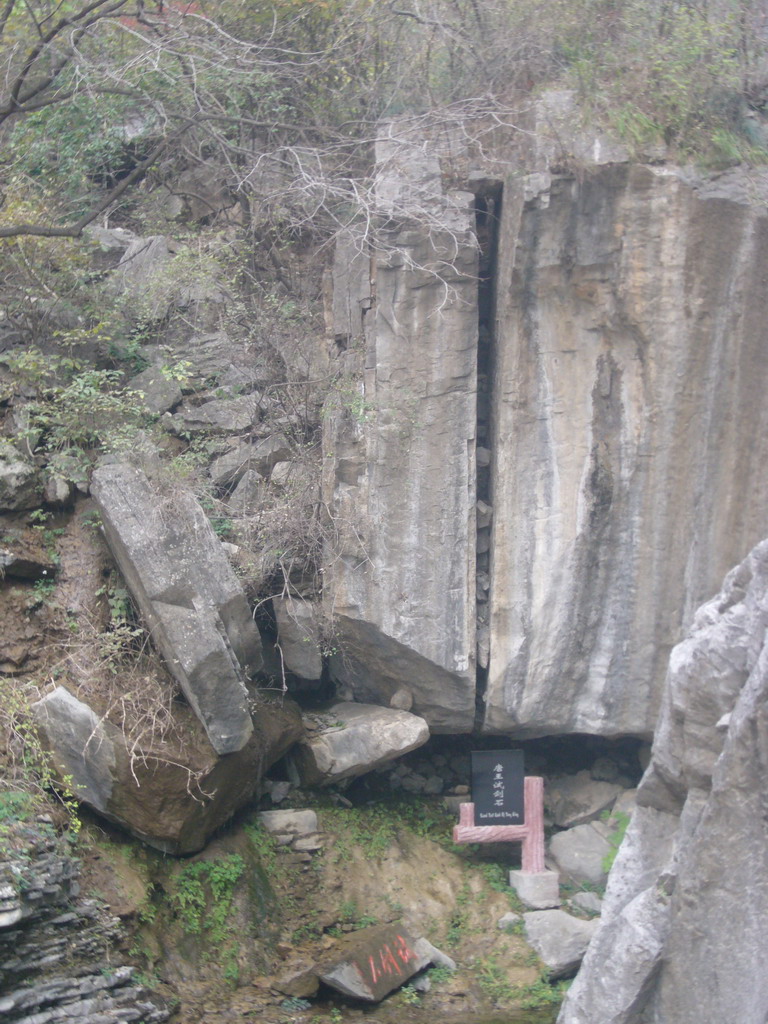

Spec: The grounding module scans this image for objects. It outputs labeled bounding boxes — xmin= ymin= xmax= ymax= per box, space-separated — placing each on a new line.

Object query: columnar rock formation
xmin=324 ymin=131 xmax=480 ymax=732
xmin=558 ymin=538 xmax=768 ymax=1024
xmin=325 ymin=94 xmax=768 ymax=739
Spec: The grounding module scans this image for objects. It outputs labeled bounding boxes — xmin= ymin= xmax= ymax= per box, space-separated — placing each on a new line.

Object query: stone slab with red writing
xmin=318 ymin=924 xmax=428 ymax=1001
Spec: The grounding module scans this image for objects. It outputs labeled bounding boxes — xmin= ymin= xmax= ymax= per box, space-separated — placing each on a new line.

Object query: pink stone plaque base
xmin=452 ymin=776 xmax=545 ymax=873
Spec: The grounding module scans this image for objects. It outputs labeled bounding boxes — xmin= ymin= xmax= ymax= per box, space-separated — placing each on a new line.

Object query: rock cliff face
xmin=486 ymin=160 xmax=768 ymax=737
xmin=324 ymin=132 xmax=479 ymax=732
xmin=558 ymin=538 xmax=768 ymax=1024
xmin=326 ymin=96 xmax=768 ymax=738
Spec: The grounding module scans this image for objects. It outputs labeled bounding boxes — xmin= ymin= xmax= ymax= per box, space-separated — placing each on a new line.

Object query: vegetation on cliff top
xmin=0 ymin=0 xmax=766 ymax=243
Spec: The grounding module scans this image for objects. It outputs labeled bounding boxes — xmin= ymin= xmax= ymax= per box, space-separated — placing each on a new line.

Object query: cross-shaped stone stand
xmin=452 ymin=776 xmax=560 ymax=909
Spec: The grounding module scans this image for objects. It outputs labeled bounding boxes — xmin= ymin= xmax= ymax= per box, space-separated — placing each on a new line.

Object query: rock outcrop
xmin=326 ymin=94 xmax=768 ymax=739
xmin=322 ymin=131 xmax=479 ymax=733
xmin=558 ymin=538 xmax=768 ymax=1024
xmin=485 ymin=153 xmax=768 ymax=737
xmin=91 ymin=461 xmax=262 ymax=754
xmin=0 ymin=442 xmax=42 ymax=511
xmin=0 ymin=817 xmax=169 ymax=1023
xmin=33 ymin=686 xmax=303 ymax=854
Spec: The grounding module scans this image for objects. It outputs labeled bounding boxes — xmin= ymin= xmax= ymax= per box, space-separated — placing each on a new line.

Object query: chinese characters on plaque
xmin=471 ymin=750 xmax=524 ymax=825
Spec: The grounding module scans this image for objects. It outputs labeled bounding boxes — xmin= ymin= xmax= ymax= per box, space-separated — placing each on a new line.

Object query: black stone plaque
xmin=471 ymin=750 xmax=524 ymax=825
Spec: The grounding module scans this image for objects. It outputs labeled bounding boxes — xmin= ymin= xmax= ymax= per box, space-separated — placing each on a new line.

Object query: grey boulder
xmin=91 ymin=461 xmax=262 ymax=754
xmin=0 ymin=442 xmax=42 ymax=510
xmin=273 ymin=596 xmax=323 ymax=681
xmin=549 ymin=821 xmax=613 ymax=888
xmin=32 ymin=686 xmax=303 ymax=854
xmin=523 ymin=909 xmax=600 ymax=980
xmin=294 ymin=703 xmax=430 ymax=786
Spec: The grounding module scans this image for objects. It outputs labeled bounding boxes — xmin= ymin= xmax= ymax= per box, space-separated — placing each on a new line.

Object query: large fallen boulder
xmin=32 ymin=686 xmax=302 ymax=854
xmin=91 ymin=461 xmax=262 ymax=754
xmin=293 ymin=703 xmax=430 ymax=786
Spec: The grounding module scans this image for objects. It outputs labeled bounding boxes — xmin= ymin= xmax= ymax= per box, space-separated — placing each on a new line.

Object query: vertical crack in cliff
xmin=473 ymin=184 xmax=501 ymax=730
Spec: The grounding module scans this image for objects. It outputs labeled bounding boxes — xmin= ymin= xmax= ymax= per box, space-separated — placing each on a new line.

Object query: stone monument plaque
xmin=471 ymin=750 xmax=524 ymax=825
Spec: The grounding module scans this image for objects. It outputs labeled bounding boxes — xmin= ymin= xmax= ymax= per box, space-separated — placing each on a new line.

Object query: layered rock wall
xmin=0 ymin=820 xmax=168 ymax=1023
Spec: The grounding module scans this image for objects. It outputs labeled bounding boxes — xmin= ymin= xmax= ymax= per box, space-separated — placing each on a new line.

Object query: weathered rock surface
xmin=257 ymin=809 xmax=318 ymax=838
xmin=546 ymin=771 xmax=624 ymax=828
xmin=559 ymin=539 xmax=768 ymax=1024
xmin=170 ymin=394 xmax=261 ymax=436
xmin=322 ymin=133 xmax=479 ymax=733
xmin=128 ymin=365 xmax=182 ymax=416
xmin=0 ymin=541 xmax=57 ymax=581
xmin=524 ymin=909 xmax=600 ymax=980
xmin=0 ymin=818 xmax=169 ymax=1023
xmin=485 ymin=152 xmax=768 ymax=737
xmin=570 ymin=891 xmax=603 ymax=915
xmin=91 ymin=461 xmax=262 ymax=753
xmin=33 ymin=686 xmax=303 ymax=854
xmin=209 ymin=436 xmax=292 ymax=487
xmin=548 ymin=822 xmax=613 ymax=888
xmin=294 ymin=702 xmax=430 ymax=786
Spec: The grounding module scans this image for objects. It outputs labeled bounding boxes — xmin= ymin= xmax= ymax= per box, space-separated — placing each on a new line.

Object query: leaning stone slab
xmin=273 ymin=596 xmax=322 ymax=681
xmin=523 ymin=909 xmax=600 ymax=980
xmin=293 ymin=703 xmax=430 ymax=786
xmin=33 ymin=686 xmax=302 ymax=854
xmin=91 ymin=461 xmax=262 ymax=754
xmin=319 ymin=924 xmax=427 ymax=1001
